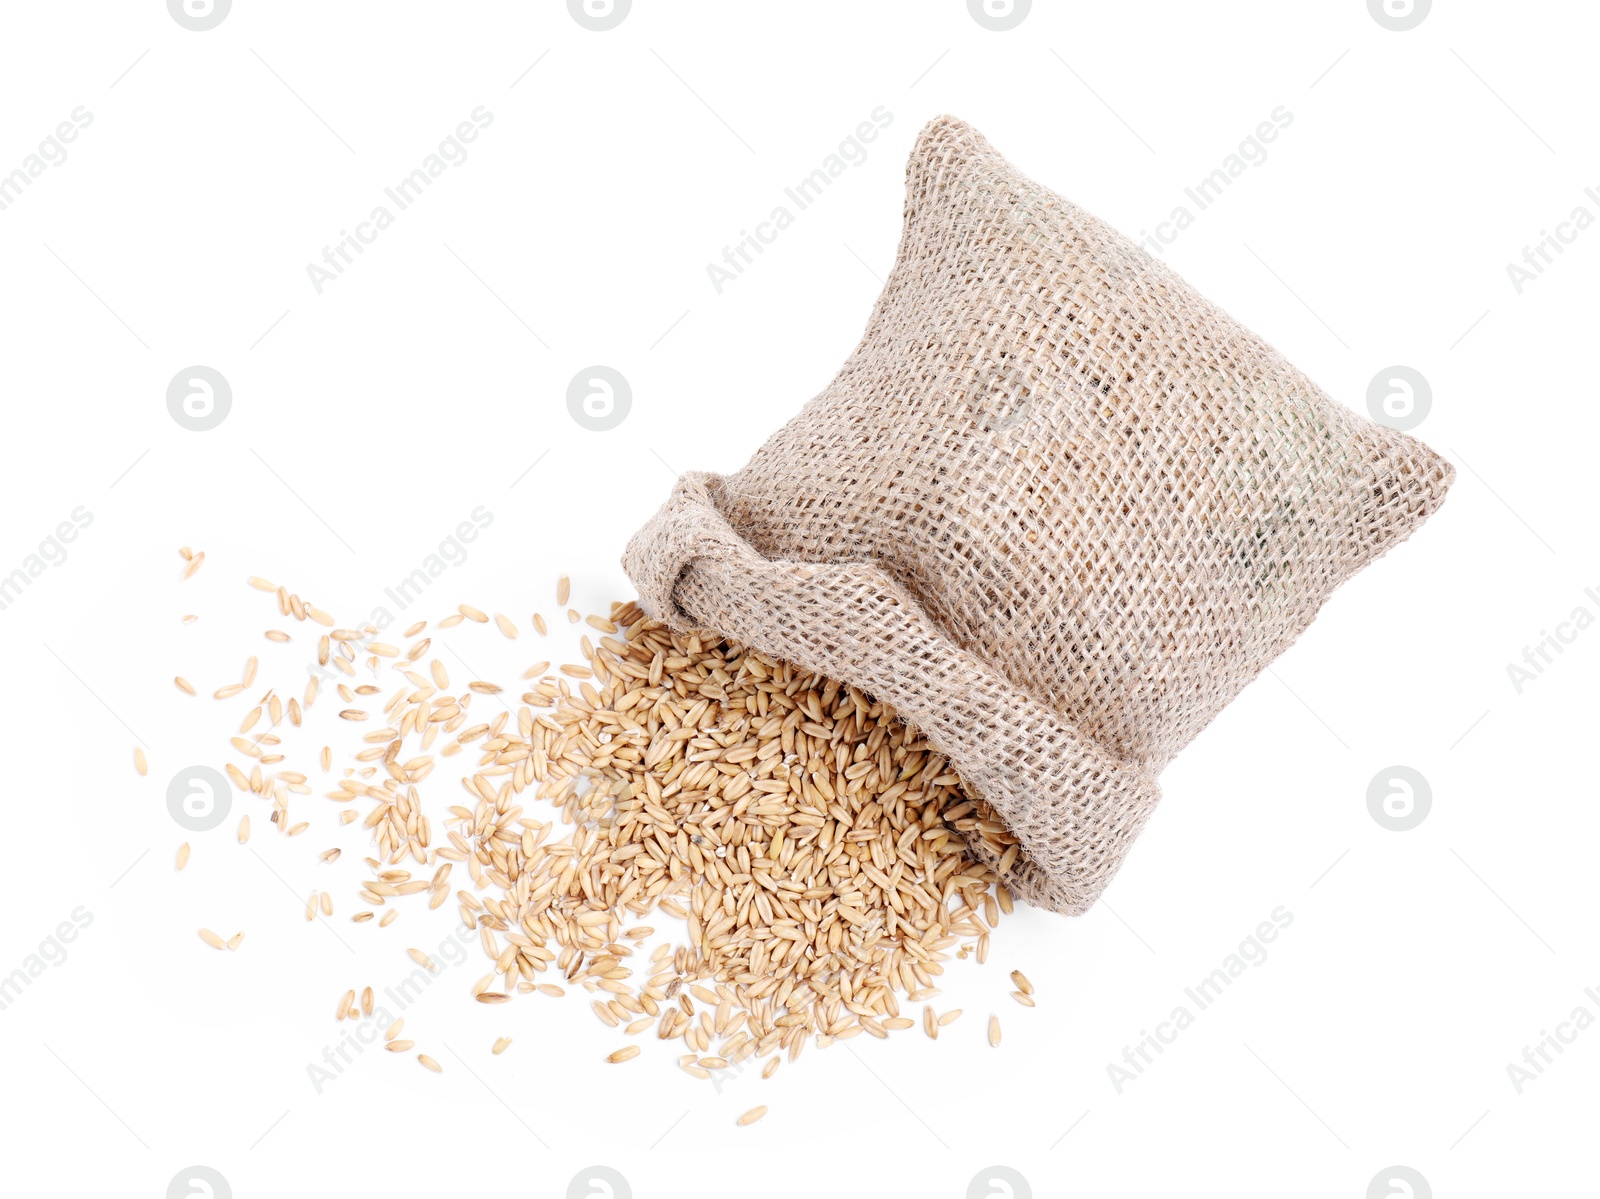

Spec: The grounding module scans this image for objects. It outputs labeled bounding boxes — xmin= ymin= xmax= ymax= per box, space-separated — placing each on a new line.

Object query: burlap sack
xmin=624 ymin=115 xmax=1452 ymax=915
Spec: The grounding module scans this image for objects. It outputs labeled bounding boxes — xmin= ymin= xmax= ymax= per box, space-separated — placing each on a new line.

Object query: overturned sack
xmin=625 ymin=115 xmax=1452 ymax=915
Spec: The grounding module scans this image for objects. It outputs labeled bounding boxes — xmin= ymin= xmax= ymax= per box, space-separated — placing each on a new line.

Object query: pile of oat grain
xmin=168 ymin=566 xmax=1034 ymax=1100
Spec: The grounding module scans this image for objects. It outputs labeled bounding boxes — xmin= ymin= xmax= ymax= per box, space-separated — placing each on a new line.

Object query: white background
xmin=1 ymin=1 xmax=1593 ymax=1196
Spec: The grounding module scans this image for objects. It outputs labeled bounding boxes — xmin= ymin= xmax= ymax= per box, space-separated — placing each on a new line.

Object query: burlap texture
xmin=624 ymin=115 xmax=1453 ymax=915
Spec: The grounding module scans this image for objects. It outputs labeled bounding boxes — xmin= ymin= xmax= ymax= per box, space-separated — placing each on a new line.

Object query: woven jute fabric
xmin=624 ymin=115 xmax=1453 ymax=915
